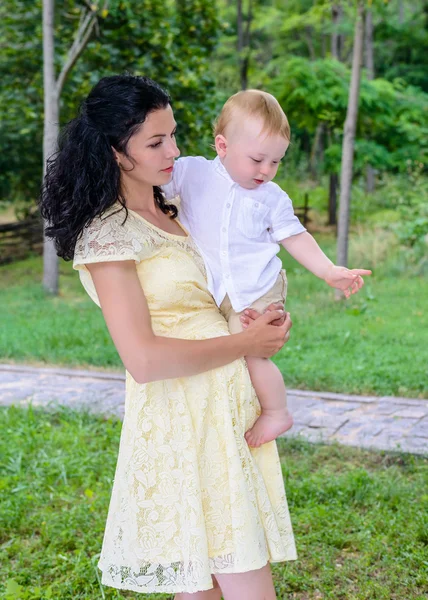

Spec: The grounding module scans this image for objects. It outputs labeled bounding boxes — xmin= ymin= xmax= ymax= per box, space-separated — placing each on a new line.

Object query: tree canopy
xmin=1 ymin=0 xmax=427 ymax=207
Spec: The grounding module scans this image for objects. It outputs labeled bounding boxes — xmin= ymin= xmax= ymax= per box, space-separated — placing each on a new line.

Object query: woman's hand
xmin=242 ymin=310 xmax=292 ymax=358
xmin=240 ymin=302 xmax=286 ymax=328
xmin=87 ymin=261 xmax=289 ymax=382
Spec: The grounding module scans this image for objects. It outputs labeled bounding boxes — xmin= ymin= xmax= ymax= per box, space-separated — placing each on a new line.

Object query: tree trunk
xmin=328 ymin=173 xmax=338 ymax=226
xmin=237 ymin=0 xmax=243 ymax=56
xmin=237 ymin=0 xmax=252 ymax=89
xmin=310 ymin=123 xmax=323 ymax=180
xmin=337 ymin=3 xmax=364 ymax=273
xmin=305 ymin=27 xmax=316 ymax=60
xmin=42 ymin=0 xmax=59 ymax=295
xmin=41 ymin=2 xmax=101 ymax=294
xmin=365 ymin=8 xmax=375 ymax=193
xmin=364 ymin=9 xmax=374 ymax=79
xmin=365 ymin=165 xmax=375 ymax=193
xmin=237 ymin=0 xmax=245 ymax=89
xmin=398 ymin=0 xmax=404 ymax=25
xmin=321 ymin=33 xmax=327 ymax=58
xmin=331 ymin=3 xmax=343 ymax=60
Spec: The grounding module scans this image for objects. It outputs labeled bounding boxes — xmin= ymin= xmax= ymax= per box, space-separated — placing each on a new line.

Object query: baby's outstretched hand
xmin=324 ymin=265 xmax=372 ymax=299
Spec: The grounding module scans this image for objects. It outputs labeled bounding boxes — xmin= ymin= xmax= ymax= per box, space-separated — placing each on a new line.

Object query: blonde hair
xmin=213 ymin=89 xmax=290 ymax=142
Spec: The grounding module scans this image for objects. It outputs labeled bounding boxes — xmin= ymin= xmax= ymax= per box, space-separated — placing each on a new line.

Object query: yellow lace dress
xmin=73 ymin=203 xmax=296 ymax=594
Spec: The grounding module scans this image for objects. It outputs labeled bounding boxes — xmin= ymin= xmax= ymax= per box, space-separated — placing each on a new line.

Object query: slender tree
xmin=331 ymin=3 xmax=343 ymax=60
xmin=336 ymin=2 xmax=364 ymax=275
xmin=310 ymin=123 xmax=324 ymax=180
xmin=237 ymin=0 xmax=252 ymax=90
xmin=328 ymin=172 xmax=338 ymax=226
xmin=365 ymin=7 xmax=376 ymax=192
xmin=328 ymin=2 xmax=343 ymax=224
xmin=42 ymin=0 xmax=106 ymax=294
xmin=398 ymin=0 xmax=404 ymax=24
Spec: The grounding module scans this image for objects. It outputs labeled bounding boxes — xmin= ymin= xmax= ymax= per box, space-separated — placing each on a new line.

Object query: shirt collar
xmin=213 ymin=156 xmax=235 ymax=185
xmin=212 ymin=156 xmax=264 ymax=196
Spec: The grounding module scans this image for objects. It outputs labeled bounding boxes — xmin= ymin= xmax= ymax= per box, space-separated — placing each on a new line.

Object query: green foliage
xmin=211 ymin=0 xmax=428 ymax=194
xmin=358 ymin=79 xmax=428 ymax=172
xmin=271 ymin=57 xmax=349 ymax=134
xmin=1 ymin=406 xmax=427 ymax=598
xmin=349 ymin=162 xmax=428 ymax=260
xmin=270 ymin=57 xmax=428 ymax=177
xmin=77 ymin=0 xmax=220 ymax=153
xmin=375 ymin=0 xmax=428 ymax=92
xmin=390 ymin=163 xmax=428 ymax=270
xmin=2 ymin=0 xmax=428 ymax=208
xmin=0 ymin=1 xmax=43 ymax=202
xmin=1 ymin=0 xmax=428 ymax=224
xmin=0 ymin=0 xmax=219 ymax=206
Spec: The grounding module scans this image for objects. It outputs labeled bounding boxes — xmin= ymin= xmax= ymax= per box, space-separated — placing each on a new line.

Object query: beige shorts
xmin=219 ymin=269 xmax=288 ymax=334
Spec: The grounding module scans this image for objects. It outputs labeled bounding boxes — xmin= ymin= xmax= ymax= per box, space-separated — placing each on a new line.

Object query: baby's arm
xmin=268 ymin=186 xmax=371 ymax=298
xmin=162 ymin=156 xmax=209 ymax=202
xmin=281 ymin=232 xmax=371 ymax=298
xmin=281 ymin=231 xmax=332 ymax=278
xmin=162 ymin=156 xmax=188 ymax=201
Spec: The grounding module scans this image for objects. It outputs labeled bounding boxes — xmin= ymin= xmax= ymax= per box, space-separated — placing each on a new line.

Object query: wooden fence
xmin=295 ymin=193 xmax=311 ymax=227
xmin=0 ymin=214 xmax=43 ymax=265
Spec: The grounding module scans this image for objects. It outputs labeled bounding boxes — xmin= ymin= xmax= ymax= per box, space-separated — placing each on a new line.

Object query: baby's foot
xmin=245 ymin=408 xmax=293 ymax=448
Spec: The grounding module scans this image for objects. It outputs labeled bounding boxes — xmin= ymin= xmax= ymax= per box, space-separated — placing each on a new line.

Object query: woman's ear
xmin=111 ymin=146 xmax=120 ymax=163
xmin=111 ymin=146 xmax=124 ymax=169
xmin=215 ymin=134 xmax=228 ymax=158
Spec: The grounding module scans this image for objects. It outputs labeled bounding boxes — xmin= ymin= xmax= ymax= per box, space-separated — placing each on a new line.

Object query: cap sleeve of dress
xmin=73 ymin=206 xmax=151 ymax=306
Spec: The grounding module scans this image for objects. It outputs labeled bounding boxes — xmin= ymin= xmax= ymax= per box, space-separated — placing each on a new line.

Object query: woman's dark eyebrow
xmin=148 ymin=123 xmax=177 ymax=140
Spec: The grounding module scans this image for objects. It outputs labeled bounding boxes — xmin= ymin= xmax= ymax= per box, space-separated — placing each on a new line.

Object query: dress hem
xmin=99 ymin=552 xmax=298 ymax=594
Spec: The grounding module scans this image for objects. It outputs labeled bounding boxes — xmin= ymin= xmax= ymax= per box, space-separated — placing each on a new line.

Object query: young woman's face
xmin=116 ymin=104 xmax=180 ymax=188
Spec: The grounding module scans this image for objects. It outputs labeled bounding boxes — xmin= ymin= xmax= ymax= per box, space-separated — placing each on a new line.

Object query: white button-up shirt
xmin=162 ymin=156 xmax=306 ymax=312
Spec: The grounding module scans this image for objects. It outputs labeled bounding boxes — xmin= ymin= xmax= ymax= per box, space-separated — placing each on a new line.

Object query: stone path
xmin=0 ymin=364 xmax=427 ymax=455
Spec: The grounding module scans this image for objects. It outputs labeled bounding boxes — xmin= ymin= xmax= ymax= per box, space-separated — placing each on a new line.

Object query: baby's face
xmin=216 ymin=116 xmax=289 ymax=190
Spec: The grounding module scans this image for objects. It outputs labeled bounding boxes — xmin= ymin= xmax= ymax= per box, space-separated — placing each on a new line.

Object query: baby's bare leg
xmin=244 ymin=356 xmax=293 ymax=448
xmin=174 ymin=576 xmax=222 ymax=600
xmin=215 ymin=563 xmax=277 ymax=600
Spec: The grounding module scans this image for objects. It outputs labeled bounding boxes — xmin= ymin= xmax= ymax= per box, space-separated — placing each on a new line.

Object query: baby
xmin=163 ymin=90 xmax=371 ymax=447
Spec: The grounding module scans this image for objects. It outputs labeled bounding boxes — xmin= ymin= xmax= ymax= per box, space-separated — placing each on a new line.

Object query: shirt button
xmin=222 ymin=227 xmax=226 ymax=233
xmin=255 ymin=202 xmax=259 ymax=208
xmin=222 ymin=251 xmax=226 ymax=256
xmin=226 ymin=203 xmax=231 ymax=209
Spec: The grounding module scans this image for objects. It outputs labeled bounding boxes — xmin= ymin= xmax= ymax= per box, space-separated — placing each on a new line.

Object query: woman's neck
xmin=121 ymin=178 xmax=157 ymax=215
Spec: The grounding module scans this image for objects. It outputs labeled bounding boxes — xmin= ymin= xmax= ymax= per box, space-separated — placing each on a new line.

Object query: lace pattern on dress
xmin=72 ymin=202 xmax=296 ymax=595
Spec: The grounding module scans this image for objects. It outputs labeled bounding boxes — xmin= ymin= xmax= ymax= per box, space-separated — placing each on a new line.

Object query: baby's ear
xmin=215 ymin=134 xmax=228 ymax=158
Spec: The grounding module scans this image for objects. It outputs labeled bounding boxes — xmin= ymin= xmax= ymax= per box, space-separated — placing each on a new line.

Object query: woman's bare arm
xmin=87 ymin=261 xmax=290 ymax=384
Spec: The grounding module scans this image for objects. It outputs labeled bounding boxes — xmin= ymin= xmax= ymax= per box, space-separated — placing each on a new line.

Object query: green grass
xmin=278 ymin=240 xmax=428 ymax=397
xmin=0 ymin=236 xmax=427 ymax=397
xmin=1 ymin=406 xmax=427 ymax=599
xmin=0 ymin=256 xmax=120 ymax=369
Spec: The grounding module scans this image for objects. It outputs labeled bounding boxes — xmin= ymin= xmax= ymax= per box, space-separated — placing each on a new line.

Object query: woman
xmin=40 ymin=74 xmax=296 ymax=600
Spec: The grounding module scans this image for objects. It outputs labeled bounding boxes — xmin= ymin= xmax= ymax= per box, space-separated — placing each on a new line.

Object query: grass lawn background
xmin=0 ymin=232 xmax=426 ymax=397
xmin=1 ymin=406 xmax=427 ymax=600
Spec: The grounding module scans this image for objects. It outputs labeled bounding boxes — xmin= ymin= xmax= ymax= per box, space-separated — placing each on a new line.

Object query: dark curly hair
xmin=39 ymin=74 xmax=178 ymax=261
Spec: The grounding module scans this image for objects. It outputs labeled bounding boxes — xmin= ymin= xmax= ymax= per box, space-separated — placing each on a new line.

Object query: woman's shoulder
xmin=90 ymin=202 xmax=136 ymax=231
xmin=73 ymin=203 xmax=153 ymax=266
